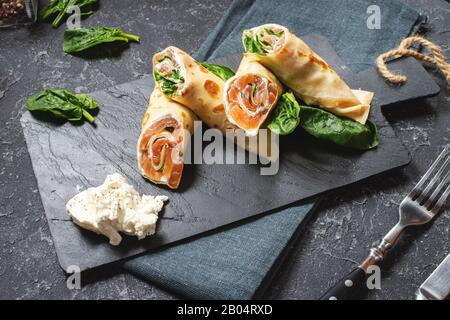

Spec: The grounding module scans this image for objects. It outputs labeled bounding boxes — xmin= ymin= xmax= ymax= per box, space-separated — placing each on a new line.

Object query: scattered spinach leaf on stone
xmin=63 ymin=27 xmax=140 ymax=53
xmin=41 ymin=0 xmax=99 ymax=28
xmin=26 ymin=89 xmax=99 ymax=124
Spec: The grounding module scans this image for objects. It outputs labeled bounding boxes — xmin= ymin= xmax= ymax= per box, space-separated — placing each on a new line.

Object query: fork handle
xmin=320 ymin=223 xmax=405 ymax=300
xmin=320 ymin=267 xmax=368 ymax=300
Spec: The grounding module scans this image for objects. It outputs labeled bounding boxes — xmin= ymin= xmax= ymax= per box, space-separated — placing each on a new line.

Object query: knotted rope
xmin=376 ymin=35 xmax=450 ymax=85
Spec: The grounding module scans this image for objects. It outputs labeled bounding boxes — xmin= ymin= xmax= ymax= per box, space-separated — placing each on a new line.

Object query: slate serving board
xmin=20 ymin=34 xmax=439 ymax=271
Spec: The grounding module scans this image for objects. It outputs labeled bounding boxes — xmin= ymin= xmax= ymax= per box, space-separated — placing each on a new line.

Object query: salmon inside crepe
xmin=225 ymin=73 xmax=279 ymax=135
xmin=138 ymin=116 xmax=187 ymax=189
xmin=243 ymin=24 xmax=373 ymax=125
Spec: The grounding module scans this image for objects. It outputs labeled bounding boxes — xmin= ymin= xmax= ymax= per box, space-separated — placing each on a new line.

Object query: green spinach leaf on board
xmin=26 ymin=89 xmax=99 ymax=124
xmin=268 ymin=92 xmax=301 ymax=135
xmin=63 ymin=27 xmax=140 ymax=53
xmin=268 ymin=93 xmax=379 ymax=150
xmin=199 ymin=62 xmax=235 ymax=81
xmin=299 ymin=105 xmax=379 ymax=150
xmin=41 ymin=0 xmax=99 ymax=28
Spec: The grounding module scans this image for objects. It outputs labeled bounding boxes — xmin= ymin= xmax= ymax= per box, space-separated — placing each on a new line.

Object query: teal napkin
xmin=196 ymin=0 xmax=423 ymax=73
xmin=124 ymin=203 xmax=316 ymax=299
xmin=123 ymin=0 xmax=423 ymax=299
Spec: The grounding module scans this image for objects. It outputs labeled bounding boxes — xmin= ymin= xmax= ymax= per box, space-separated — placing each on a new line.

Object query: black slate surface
xmin=1 ymin=0 xmax=449 ymax=301
xmin=19 ymin=34 xmax=439 ymax=271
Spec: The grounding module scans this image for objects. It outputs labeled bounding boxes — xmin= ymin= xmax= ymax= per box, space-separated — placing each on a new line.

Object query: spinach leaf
xmin=264 ymin=28 xmax=283 ymax=37
xmin=243 ymin=34 xmax=267 ymax=55
xmin=268 ymin=93 xmax=379 ymax=149
xmin=199 ymin=62 xmax=235 ymax=81
xmin=299 ymin=105 xmax=379 ymax=150
xmin=243 ymin=28 xmax=284 ymax=55
xmin=154 ymin=69 xmax=184 ymax=97
xmin=63 ymin=27 xmax=140 ymax=53
xmin=26 ymin=89 xmax=99 ymax=124
xmin=268 ymin=92 xmax=301 ymax=135
xmin=41 ymin=0 xmax=99 ymax=28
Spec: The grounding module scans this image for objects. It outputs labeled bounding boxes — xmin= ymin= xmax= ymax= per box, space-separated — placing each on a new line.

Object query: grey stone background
xmin=0 ymin=0 xmax=448 ymax=299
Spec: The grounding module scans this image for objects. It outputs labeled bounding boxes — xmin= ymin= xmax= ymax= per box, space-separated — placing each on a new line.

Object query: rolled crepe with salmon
xmin=242 ymin=24 xmax=371 ymax=124
xmin=153 ymin=46 xmax=279 ymax=161
xmin=153 ymin=46 xmax=234 ymax=133
xmin=224 ymin=54 xmax=283 ymax=136
xmin=137 ymin=88 xmax=197 ymax=189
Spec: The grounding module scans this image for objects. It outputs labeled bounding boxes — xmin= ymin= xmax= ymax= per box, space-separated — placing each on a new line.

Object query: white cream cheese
xmin=66 ymin=173 xmax=168 ymax=246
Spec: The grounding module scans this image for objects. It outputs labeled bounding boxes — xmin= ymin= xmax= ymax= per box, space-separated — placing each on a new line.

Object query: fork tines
xmin=409 ymin=145 xmax=450 ymax=214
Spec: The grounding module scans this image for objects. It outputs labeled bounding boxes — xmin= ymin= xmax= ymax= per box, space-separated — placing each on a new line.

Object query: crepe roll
xmin=153 ymin=46 xmax=234 ymax=133
xmin=242 ymin=24 xmax=371 ymax=124
xmin=153 ymin=46 xmax=278 ymax=162
xmin=137 ymin=88 xmax=197 ymax=189
xmin=224 ymin=54 xmax=283 ymax=136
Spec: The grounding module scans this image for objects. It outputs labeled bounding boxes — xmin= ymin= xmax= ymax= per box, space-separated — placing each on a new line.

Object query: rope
xmin=376 ymin=35 xmax=450 ymax=85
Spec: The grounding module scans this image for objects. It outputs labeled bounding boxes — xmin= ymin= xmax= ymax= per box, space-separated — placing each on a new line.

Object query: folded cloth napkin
xmin=124 ymin=203 xmax=316 ymax=299
xmin=123 ymin=0 xmax=424 ymax=300
xmin=196 ymin=0 xmax=423 ymax=72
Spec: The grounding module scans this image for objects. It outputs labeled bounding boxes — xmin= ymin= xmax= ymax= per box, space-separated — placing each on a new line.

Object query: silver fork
xmin=321 ymin=145 xmax=450 ymax=300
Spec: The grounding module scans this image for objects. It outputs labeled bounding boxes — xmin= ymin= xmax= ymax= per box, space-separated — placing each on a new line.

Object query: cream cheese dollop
xmin=66 ymin=173 xmax=168 ymax=246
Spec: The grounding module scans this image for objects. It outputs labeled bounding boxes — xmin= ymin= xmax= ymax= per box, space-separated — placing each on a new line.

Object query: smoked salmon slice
xmin=137 ymin=88 xmax=197 ymax=189
xmin=224 ymin=54 xmax=283 ymax=136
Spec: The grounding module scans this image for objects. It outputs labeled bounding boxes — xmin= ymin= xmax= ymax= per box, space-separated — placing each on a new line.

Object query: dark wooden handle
xmin=320 ymin=267 xmax=368 ymax=300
